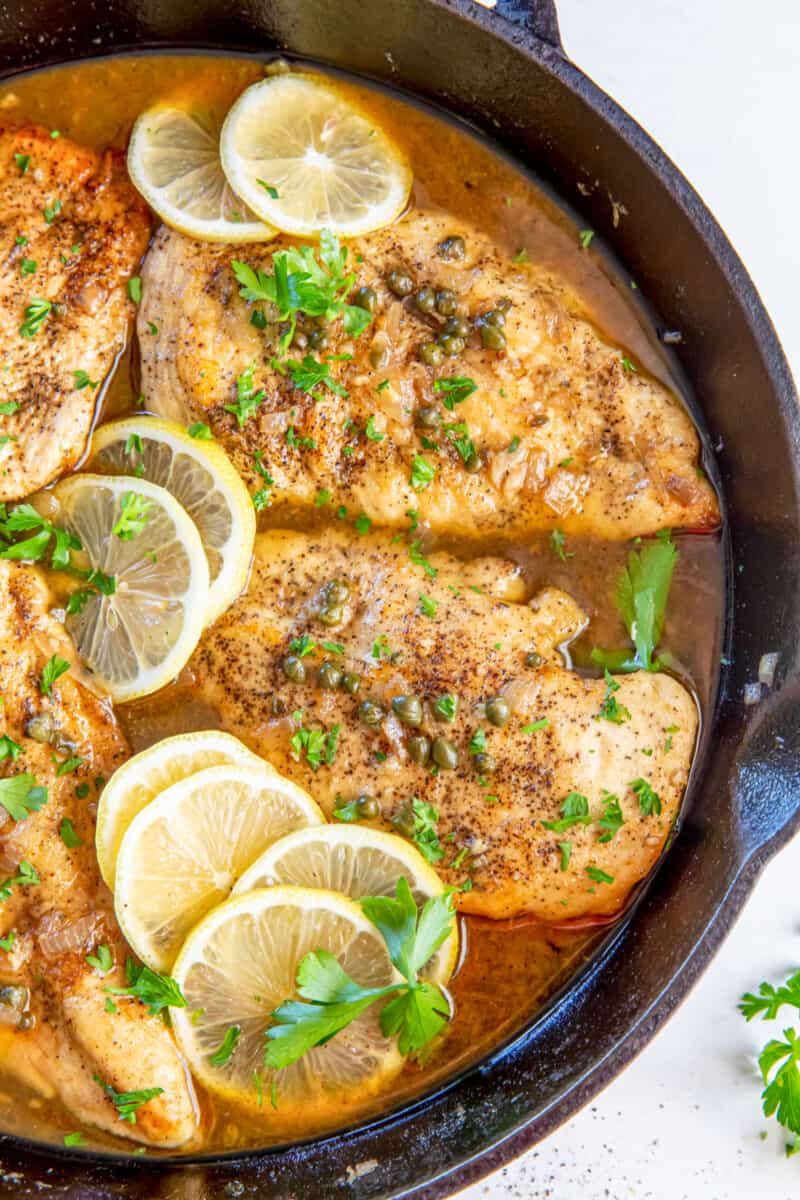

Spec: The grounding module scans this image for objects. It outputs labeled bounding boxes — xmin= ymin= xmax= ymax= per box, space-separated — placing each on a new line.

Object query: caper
xmin=407 ymin=734 xmax=431 ymax=765
xmin=0 ymin=986 xmax=26 ymax=1011
xmin=443 ymin=315 xmax=471 ymax=338
xmin=341 ymin=672 xmax=361 ymax=696
xmin=485 ymin=696 xmax=511 ymax=727
xmin=369 ymin=340 xmax=390 ymax=369
xmin=24 ymin=712 xmax=54 ymax=743
xmin=464 ymin=451 xmax=482 ymax=474
xmin=353 ymin=285 xmax=378 ymax=313
xmin=392 ymin=695 xmax=423 ymax=726
xmin=16 ymin=1013 xmax=35 ymax=1031
xmin=483 ymin=308 xmax=506 ymax=328
xmin=319 ymin=604 xmax=343 ymax=628
xmin=308 ymin=328 xmax=330 ymax=351
xmin=437 ymin=235 xmax=466 ymax=261
xmin=432 ymin=737 xmax=458 ymax=770
xmin=318 ymin=661 xmax=343 ymax=690
xmin=391 ymin=801 xmax=416 ymax=839
xmin=525 ymin=650 xmax=543 ymax=668
xmin=386 ymin=270 xmax=414 ymax=297
xmin=438 ymin=334 xmax=465 ymax=357
xmin=414 ymin=287 xmax=436 ymax=315
xmin=416 ymin=405 xmax=442 ymax=429
xmin=356 ymin=794 xmax=381 ymax=820
xmin=435 ymin=289 xmax=458 ymax=316
xmin=359 ymin=699 xmax=384 ymax=727
xmin=283 ymin=655 xmax=307 ymax=684
xmin=270 ymin=695 xmax=287 ymax=716
xmin=480 ymin=323 xmax=507 ymax=351
xmin=325 ymin=580 xmax=350 ymax=606
xmin=419 ymin=341 xmax=444 ymax=367
xmin=292 ymin=330 xmax=309 ymax=350
xmin=473 ymin=751 xmax=497 ymax=774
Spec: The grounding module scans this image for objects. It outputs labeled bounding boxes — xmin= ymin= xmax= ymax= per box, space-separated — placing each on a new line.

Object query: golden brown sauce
xmin=0 ymin=53 xmax=724 ymax=1155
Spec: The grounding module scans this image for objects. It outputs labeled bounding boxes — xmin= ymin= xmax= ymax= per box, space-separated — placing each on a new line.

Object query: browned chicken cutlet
xmin=0 ymin=125 xmax=150 ymax=500
xmin=139 ymin=211 xmax=718 ymax=540
xmin=187 ymin=530 xmax=698 ymax=922
xmin=0 ymin=561 xmax=197 ymax=1147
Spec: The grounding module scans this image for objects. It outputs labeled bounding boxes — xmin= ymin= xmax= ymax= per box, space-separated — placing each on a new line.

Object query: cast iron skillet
xmin=1 ymin=1 xmax=799 ymax=1196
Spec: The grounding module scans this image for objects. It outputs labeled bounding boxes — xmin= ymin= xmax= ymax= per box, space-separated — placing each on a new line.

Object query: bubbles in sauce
xmin=0 ymin=52 xmax=723 ymax=1155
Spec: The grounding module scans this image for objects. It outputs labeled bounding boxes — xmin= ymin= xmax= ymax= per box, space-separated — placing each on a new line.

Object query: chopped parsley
xmin=630 ymin=777 xmax=662 ymax=816
xmin=40 ymin=654 xmax=70 ymax=696
xmin=419 ymin=593 xmax=438 ymax=617
xmin=579 ymin=229 xmax=595 ymax=249
xmin=596 ymin=792 xmax=624 ymax=843
xmin=558 ymin=841 xmax=572 ymax=871
xmin=286 ymin=425 xmax=317 ymax=451
xmin=521 ymin=718 xmax=549 ymax=734
xmin=433 ymin=694 xmax=458 ymax=722
xmin=542 ymin=791 xmax=592 ymax=833
xmin=59 ymin=817 xmax=82 ymax=848
xmin=188 ymin=422 xmax=212 ymax=440
xmin=549 ymin=528 xmax=573 ymax=562
xmin=468 ymin=728 xmax=487 ymax=756
xmin=14 ymin=153 xmax=30 ymax=173
xmin=86 ymin=944 xmax=114 ymax=974
xmin=290 ymin=721 xmax=341 ymax=771
xmin=93 ymin=1075 xmax=164 ymax=1125
xmin=257 ymin=180 xmax=279 ymax=198
xmin=73 ymin=369 xmax=99 ymax=391
xmin=209 ymin=1025 xmax=241 ymax=1066
xmin=0 ymin=774 xmax=48 ymax=821
xmin=365 ymin=414 xmax=385 ymax=441
xmin=225 ymin=365 xmax=265 ymax=428
xmin=281 ymin=354 xmax=348 ymax=398
xmin=127 ymin=277 xmax=142 ymax=304
xmin=112 ymin=492 xmax=152 ymax=541
xmin=585 ymin=865 xmax=614 ymax=884
xmin=19 ymin=298 xmax=52 ymax=339
xmin=20 ymin=257 xmax=36 ymax=276
xmin=0 ymin=860 xmax=39 ymax=903
xmin=410 ymin=454 xmax=437 ymax=493
xmin=597 ymin=669 xmax=631 ymax=724
xmin=433 ymin=376 xmax=477 ymax=411
xmin=354 ymin=513 xmax=372 ymax=535
xmin=408 ymin=540 xmax=437 ymax=578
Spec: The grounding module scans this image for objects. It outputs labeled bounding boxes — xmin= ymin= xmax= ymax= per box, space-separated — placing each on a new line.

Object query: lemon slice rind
xmin=170 ymin=885 xmax=405 ymax=1117
xmin=114 ymin=764 xmax=324 ymax=972
xmin=219 ymin=75 xmax=412 ymax=238
xmin=52 ymin=473 xmax=210 ymax=704
xmin=127 ymin=105 xmax=278 ymax=243
xmin=233 ymin=823 xmax=458 ymax=986
xmin=87 ymin=417 xmax=255 ymax=627
xmin=95 ymin=730 xmax=271 ymax=889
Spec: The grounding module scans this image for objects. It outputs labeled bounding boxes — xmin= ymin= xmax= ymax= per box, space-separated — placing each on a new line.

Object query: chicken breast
xmin=139 ymin=212 xmax=718 ymax=541
xmin=0 ymin=561 xmax=197 ymax=1147
xmin=0 ymin=125 xmax=150 ymax=501
xmin=188 ymin=530 xmax=698 ymax=921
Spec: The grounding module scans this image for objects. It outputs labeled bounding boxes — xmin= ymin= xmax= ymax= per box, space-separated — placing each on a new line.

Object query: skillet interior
xmin=0 ymin=1 xmax=798 ymax=1196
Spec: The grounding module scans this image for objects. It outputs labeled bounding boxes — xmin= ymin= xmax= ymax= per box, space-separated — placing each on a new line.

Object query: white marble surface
xmin=461 ymin=2 xmax=800 ymax=1197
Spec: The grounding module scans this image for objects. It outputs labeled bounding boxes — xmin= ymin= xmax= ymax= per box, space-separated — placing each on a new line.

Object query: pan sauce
xmin=0 ymin=54 xmax=723 ymax=1153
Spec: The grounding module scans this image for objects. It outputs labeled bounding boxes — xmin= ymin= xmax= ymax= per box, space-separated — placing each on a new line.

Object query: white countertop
xmin=461 ymin=2 xmax=800 ymax=1196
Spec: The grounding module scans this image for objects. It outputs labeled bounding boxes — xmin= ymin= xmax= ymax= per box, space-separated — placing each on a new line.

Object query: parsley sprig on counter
xmin=264 ymin=878 xmax=454 ymax=1069
xmin=740 ymin=970 xmax=800 ymax=1150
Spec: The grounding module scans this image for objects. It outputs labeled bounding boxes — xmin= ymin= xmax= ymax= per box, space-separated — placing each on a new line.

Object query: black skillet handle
xmin=490 ymin=0 xmax=563 ymax=49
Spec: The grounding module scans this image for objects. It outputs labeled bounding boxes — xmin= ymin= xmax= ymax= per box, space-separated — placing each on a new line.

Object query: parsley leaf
xmin=410 ymin=454 xmax=437 ymax=493
xmin=393 ymin=799 xmax=444 ymax=864
xmin=86 ymin=943 xmax=114 ymax=974
xmin=284 ymin=354 xmax=348 ymax=398
xmin=594 ymin=532 xmax=677 ymax=672
xmin=19 ymin=298 xmax=52 ymax=339
xmin=0 ymin=735 xmax=21 ymax=761
xmin=433 ymin=376 xmax=477 ymax=411
xmin=40 ymin=654 xmax=70 ymax=696
xmin=550 ymin=529 xmax=573 ymax=562
xmin=105 ymin=958 xmax=187 ymax=1016
xmin=209 ymin=1025 xmax=241 ymax=1066
xmin=596 ymin=792 xmax=624 ymax=843
xmin=741 ymin=972 xmax=800 ymax=1022
xmin=542 ymin=791 xmax=592 ymax=833
xmin=597 ymin=669 xmax=631 ymax=724
xmin=759 ymin=1030 xmax=800 ymax=1137
xmin=585 ymin=865 xmax=614 ymax=884
xmin=112 ymin=492 xmax=152 ymax=541
xmin=419 ymin=593 xmax=438 ymax=617
xmin=225 ymin=365 xmax=265 ymax=428
xmin=59 ymin=817 xmax=82 ymax=847
xmin=0 ymin=773 xmax=48 ymax=821
xmin=630 ymin=777 xmax=662 ymax=816
xmin=433 ymin=694 xmax=457 ymax=722
xmin=93 ymin=1074 xmax=164 ymax=1124
xmin=0 ymin=860 xmax=39 ymax=902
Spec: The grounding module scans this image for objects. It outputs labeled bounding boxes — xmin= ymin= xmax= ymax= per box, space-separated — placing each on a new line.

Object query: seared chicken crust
xmin=140 ymin=211 xmax=718 ymax=540
xmin=0 ymin=562 xmax=197 ymax=1147
xmin=0 ymin=125 xmax=150 ymax=500
xmin=189 ymin=530 xmax=698 ymax=921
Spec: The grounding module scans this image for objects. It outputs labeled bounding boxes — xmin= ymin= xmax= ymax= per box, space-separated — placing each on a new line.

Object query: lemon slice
xmin=233 ymin=825 xmax=458 ymax=986
xmin=220 ymin=75 xmax=412 ymax=237
xmin=171 ymin=886 xmax=404 ymax=1120
xmin=114 ymin=764 xmax=324 ymax=972
xmin=49 ymin=474 xmax=209 ymax=703
xmin=127 ymin=104 xmax=278 ymax=242
xmin=88 ymin=418 xmax=255 ymax=626
xmin=95 ymin=731 xmax=271 ymax=890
